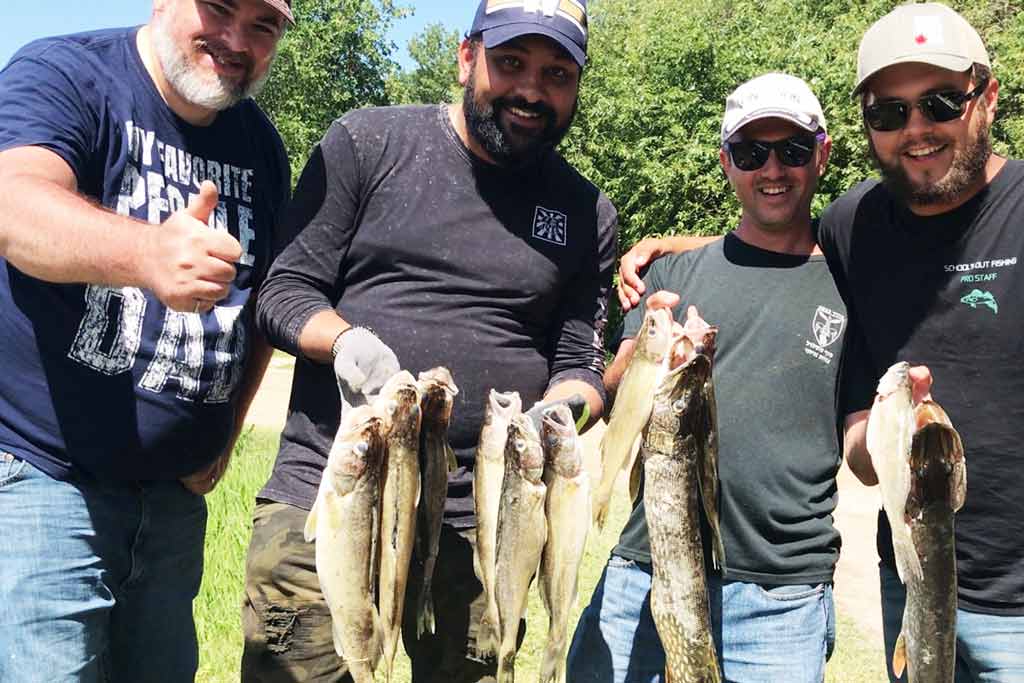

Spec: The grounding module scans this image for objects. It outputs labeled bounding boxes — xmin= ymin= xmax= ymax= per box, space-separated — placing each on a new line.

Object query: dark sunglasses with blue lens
xmin=725 ymin=132 xmax=824 ymax=172
xmin=862 ymin=79 xmax=989 ymax=132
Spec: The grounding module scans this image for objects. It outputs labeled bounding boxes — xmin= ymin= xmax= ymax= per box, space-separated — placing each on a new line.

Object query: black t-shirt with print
xmin=819 ymin=160 xmax=1024 ymax=615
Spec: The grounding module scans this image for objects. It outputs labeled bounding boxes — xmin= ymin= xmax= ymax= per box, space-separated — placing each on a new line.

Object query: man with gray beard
xmin=240 ymin=1 xmax=615 ymax=681
xmin=0 ymin=1 xmax=292 ymax=681
xmin=819 ymin=3 xmax=1024 ymax=680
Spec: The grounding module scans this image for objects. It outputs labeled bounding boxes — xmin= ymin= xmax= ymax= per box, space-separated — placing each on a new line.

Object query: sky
xmin=0 ymin=1 xmax=467 ymax=70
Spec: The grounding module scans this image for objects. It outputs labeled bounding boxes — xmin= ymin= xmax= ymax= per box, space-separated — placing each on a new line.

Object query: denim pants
xmin=880 ymin=563 xmax=1024 ymax=683
xmin=0 ymin=453 xmax=207 ymax=683
xmin=566 ymin=554 xmax=835 ymax=683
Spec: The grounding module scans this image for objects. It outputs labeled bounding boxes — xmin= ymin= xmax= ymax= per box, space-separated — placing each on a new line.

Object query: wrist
xmin=330 ymin=325 xmax=355 ymax=360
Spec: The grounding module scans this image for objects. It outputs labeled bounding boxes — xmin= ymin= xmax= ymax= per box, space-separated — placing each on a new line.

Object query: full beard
xmin=151 ymin=14 xmax=270 ymax=112
xmin=462 ymin=70 xmax=575 ymax=168
xmin=870 ymin=118 xmax=991 ymax=207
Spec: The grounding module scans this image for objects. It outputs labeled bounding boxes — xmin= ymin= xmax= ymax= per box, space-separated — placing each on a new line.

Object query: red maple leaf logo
xmin=915 ymin=34 xmax=928 ymax=44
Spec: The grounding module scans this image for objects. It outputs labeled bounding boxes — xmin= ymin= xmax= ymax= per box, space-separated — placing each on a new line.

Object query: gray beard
xmin=870 ymin=123 xmax=991 ymax=207
xmin=151 ymin=19 xmax=270 ymax=112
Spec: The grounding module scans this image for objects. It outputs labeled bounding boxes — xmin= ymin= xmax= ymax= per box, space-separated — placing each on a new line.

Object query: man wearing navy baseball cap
xmin=240 ymin=0 xmax=617 ymax=681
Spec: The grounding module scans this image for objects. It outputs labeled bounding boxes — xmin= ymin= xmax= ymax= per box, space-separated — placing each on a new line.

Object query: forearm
xmin=0 ymin=148 xmax=150 ymax=287
xmin=542 ymin=377 xmax=604 ymax=430
xmin=603 ymin=338 xmax=636 ymax=406
xmin=295 ymin=309 xmax=354 ymax=364
xmin=843 ymin=410 xmax=877 ymax=485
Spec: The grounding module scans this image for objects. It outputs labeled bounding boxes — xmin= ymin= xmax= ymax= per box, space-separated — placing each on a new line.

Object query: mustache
xmin=898 ymin=134 xmax=946 ymax=155
xmin=195 ymin=38 xmax=253 ymax=72
xmin=493 ymin=96 xmax=556 ymax=121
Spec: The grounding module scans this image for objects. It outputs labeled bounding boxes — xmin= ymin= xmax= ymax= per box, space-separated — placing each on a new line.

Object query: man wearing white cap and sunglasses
xmin=568 ymin=72 xmax=845 ymax=682
xmin=0 ymin=0 xmax=294 ymax=681
xmin=820 ymin=3 xmax=1024 ymax=681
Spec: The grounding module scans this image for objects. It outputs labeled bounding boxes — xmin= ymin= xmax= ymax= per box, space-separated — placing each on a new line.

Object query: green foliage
xmin=388 ymin=22 xmax=461 ymax=105
xmin=257 ymin=0 xmax=407 ymax=180
xmin=561 ymin=0 xmax=1024 ymax=254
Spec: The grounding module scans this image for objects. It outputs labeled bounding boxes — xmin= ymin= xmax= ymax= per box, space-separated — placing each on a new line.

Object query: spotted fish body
xmin=538 ymin=403 xmax=590 ymax=683
xmin=867 ymin=362 xmax=923 ymax=584
xmin=375 ymin=371 xmax=423 ymax=683
xmin=304 ymin=404 xmax=385 ymax=683
xmin=643 ymin=324 xmax=722 ymax=683
xmin=593 ymin=307 xmax=675 ymax=528
xmin=472 ymin=390 xmax=522 ymax=658
xmin=495 ymin=414 xmax=547 ymax=683
xmin=414 ymin=367 xmax=459 ymax=637
xmin=892 ymin=400 xmax=966 ymax=683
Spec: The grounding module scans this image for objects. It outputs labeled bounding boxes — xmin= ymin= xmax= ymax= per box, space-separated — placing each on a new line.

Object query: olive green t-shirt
xmin=614 ymin=232 xmax=844 ymax=585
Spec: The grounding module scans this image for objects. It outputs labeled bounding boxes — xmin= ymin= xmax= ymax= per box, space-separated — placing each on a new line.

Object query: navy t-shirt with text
xmin=0 ymin=27 xmax=290 ymax=481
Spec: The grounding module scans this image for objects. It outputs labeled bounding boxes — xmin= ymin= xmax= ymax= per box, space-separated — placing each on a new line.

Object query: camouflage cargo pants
xmin=241 ymin=500 xmax=523 ymax=683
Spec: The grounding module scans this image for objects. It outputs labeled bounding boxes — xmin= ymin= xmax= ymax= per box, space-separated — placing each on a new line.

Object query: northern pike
xmin=415 ymin=367 xmax=459 ymax=637
xmin=375 ymin=371 xmax=423 ymax=682
xmin=472 ymin=389 xmax=522 ymax=658
xmin=643 ymin=321 xmax=723 ymax=683
xmin=892 ymin=399 xmax=966 ymax=683
xmin=867 ymin=362 xmax=923 ymax=584
xmin=304 ymin=404 xmax=385 ymax=683
xmin=593 ymin=306 xmax=675 ymax=528
xmin=495 ymin=414 xmax=547 ymax=683
xmin=538 ymin=403 xmax=590 ymax=683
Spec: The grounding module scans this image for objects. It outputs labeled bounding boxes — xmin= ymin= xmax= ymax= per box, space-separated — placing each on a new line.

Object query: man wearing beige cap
xmin=0 ymin=1 xmax=293 ymax=680
xmin=569 ymin=72 xmax=844 ymax=682
xmin=819 ymin=3 xmax=1024 ymax=681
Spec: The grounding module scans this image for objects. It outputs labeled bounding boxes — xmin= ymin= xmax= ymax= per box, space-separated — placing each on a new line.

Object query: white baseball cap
xmin=855 ymin=2 xmax=989 ymax=94
xmin=721 ymin=73 xmax=827 ymax=144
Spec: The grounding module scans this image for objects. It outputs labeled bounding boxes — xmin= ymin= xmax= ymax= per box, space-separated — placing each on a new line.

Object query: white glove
xmin=332 ymin=327 xmax=400 ymax=408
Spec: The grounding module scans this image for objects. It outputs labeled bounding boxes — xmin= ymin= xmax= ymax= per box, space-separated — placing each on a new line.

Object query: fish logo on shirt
xmin=960 ymin=289 xmax=998 ymax=314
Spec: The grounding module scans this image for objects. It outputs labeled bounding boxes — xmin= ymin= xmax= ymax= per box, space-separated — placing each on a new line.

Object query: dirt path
xmin=244 ymin=357 xmax=885 ymax=649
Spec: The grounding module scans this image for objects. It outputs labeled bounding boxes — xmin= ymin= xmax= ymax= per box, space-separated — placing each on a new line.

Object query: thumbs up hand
xmin=143 ymin=181 xmax=243 ymax=313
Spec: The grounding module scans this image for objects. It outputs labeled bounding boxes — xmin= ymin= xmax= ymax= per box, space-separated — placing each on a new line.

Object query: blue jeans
xmin=0 ymin=453 xmax=207 ymax=683
xmin=566 ymin=554 xmax=835 ymax=682
xmin=880 ymin=563 xmax=1024 ymax=683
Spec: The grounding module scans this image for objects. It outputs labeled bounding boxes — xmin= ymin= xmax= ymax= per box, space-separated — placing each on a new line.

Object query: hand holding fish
xmin=332 ymin=326 xmax=400 ymax=409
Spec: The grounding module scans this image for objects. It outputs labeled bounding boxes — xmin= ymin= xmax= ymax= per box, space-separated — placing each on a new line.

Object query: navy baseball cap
xmin=470 ymin=0 xmax=588 ymax=67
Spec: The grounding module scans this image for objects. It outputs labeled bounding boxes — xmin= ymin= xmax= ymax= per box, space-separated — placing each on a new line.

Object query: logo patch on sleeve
xmin=532 ymin=206 xmax=568 ymax=246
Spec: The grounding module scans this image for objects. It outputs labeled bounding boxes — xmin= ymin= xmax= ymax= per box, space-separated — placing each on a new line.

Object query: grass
xmin=194 ymin=427 xmax=885 ymax=682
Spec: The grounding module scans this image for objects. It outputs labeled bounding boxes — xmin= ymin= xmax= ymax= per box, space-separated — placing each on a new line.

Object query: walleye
xmin=593 ymin=306 xmax=675 ymax=528
xmin=892 ymin=399 xmax=966 ymax=683
xmin=643 ymin=321 xmax=723 ymax=683
xmin=495 ymin=414 xmax=547 ymax=683
xmin=415 ymin=367 xmax=459 ymax=637
xmin=538 ymin=404 xmax=590 ymax=683
xmin=375 ymin=371 xmax=423 ymax=683
xmin=867 ymin=362 xmax=922 ymax=583
xmin=472 ymin=389 xmax=522 ymax=658
xmin=304 ymin=404 xmax=385 ymax=683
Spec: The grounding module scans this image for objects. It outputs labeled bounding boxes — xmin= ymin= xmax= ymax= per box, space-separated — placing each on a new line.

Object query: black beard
xmin=462 ymin=70 xmax=575 ymax=168
xmin=869 ymin=121 xmax=991 ymax=207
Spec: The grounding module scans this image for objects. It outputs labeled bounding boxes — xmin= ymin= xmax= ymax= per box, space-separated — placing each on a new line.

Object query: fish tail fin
xmin=592 ymin=495 xmax=609 ymax=530
xmin=892 ymin=630 xmax=907 ymax=678
xmin=538 ymin=638 xmax=565 ymax=683
xmin=446 ymin=445 xmax=458 ymax=472
xmin=893 ymin=528 xmax=923 ymax=584
xmin=496 ymin=649 xmax=516 ymax=683
xmin=417 ymin=585 xmax=436 ymax=637
xmin=473 ymin=611 xmax=497 ymax=659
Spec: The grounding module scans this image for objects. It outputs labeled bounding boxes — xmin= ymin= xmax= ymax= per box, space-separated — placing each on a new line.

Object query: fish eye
xmin=387 ymin=400 xmax=398 ymax=414
xmin=514 ymin=438 xmax=526 ymax=452
xmin=672 ymin=399 xmax=686 ymax=412
xmin=647 ymin=326 xmax=658 ymax=337
xmin=354 ymin=441 xmax=369 ymax=455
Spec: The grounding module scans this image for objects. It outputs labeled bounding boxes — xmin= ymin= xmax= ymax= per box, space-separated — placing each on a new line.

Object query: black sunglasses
xmin=863 ymin=79 xmax=989 ymax=132
xmin=725 ymin=133 xmax=822 ymax=172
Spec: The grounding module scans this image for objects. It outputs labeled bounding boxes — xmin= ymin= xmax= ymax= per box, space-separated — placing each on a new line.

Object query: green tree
xmin=257 ymin=0 xmax=407 ymax=179
xmin=561 ymin=0 xmax=1024 ymax=252
xmin=388 ymin=22 xmax=461 ymax=105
